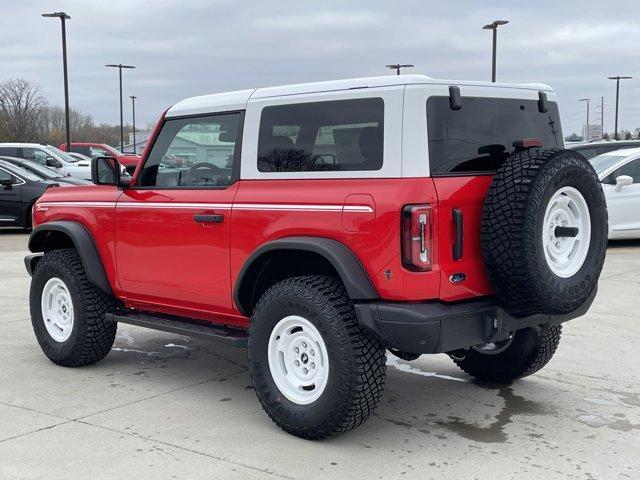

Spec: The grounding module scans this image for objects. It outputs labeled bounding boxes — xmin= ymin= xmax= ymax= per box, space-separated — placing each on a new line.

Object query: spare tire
xmin=481 ymin=148 xmax=607 ymax=317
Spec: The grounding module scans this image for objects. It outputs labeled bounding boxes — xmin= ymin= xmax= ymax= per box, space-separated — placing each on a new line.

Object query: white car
xmin=0 ymin=143 xmax=91 ymax=180
xmin=591 ymin=147 xmax=640 ymax=239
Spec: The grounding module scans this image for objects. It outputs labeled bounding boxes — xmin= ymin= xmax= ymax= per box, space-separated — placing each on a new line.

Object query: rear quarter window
xmin=257 ymin=98 xmax=384 ymax=172
xmin=427 ymin=96 xmax=563 ymax=175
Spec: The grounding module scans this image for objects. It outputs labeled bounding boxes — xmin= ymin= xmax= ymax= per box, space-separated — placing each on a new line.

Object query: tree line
xmin=0 ymin=78 xmax=138 ymax=148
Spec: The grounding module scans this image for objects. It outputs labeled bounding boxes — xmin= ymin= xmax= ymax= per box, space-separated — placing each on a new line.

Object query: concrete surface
xmin=0 ymin=227 xmax=638 ymax=480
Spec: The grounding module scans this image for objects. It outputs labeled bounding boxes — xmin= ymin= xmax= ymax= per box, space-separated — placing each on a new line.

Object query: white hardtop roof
xmin=0 ymin=142 xmax=55 ymax=148
xmin=166 ymin=75 xmax=554 ymax=118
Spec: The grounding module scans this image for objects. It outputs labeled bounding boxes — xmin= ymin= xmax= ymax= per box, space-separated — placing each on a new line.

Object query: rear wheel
xmin=30 ymin=248 xmax=118 ymax=367
xmin=452 ymin=324 xmax=562 ymax=383
xmin=248 ymin=275 xmax=386 ymax=439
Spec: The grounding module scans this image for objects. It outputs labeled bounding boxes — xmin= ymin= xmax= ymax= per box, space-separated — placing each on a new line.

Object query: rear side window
xmin=70 ymin=146 xmax=91 ymax=156
xmin=257 ymin=98 xmax=384 ymax=172
xmin=427 ymin=96 xmax=563 ymax=175
xmin=0 ymin=147 xmax=18 ymax=156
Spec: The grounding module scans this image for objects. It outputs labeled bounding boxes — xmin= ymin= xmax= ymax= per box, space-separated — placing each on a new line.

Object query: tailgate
xmin=433 ymin=176 xmax=494 ymax=301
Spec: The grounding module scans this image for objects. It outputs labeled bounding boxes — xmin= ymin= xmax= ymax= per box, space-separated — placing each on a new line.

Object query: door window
xmin=615 ymin=159 xmax=640 ymax=183
xmin=90 ymin=147 xmax=110 ymax=158
xmin=140 ymin=112 xmax=242 ymax=187
xmin=21 ymin=148 xmax=49 ymax=165
xmin=0 ymin=168 xmax=21 ymax=185
xmin=0 ymin=147 xmax=18 ymax=156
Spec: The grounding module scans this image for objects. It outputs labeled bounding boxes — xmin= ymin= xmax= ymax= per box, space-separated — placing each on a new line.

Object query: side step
xmin=105 ymin=312 xmax=248 ymax=347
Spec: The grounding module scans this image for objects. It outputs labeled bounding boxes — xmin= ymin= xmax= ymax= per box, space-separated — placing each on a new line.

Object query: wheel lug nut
xmin=295 ymin=347 xmax=299 ymax=353
xmin=302 ymin=342 xmax=307 ymax=349
xmin=310 ymin=350 xmax=314 ymax=356
xmin=310 ymin=362 xmax=315 ymax=369
xmin=295 ymin=360 xmax=300 ymax=366
xmin=303 ymin=368 xmax=308 ymax=374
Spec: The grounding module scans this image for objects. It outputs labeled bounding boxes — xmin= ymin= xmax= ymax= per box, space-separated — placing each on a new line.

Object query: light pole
xmin=130 ymin=95 xmax=137 ymax=154
xmin=607 ymin=76 xmax=632 ymax=140
xmin=579 ymin=98 xmax=590 ymax=139
xmin=42 ymin=12 xmax=71 ymax=152
xmin=482 ymin=20 xmax=509 ymax=82
xmin=105 ymin=63 xmax=135 ymax=152
xmin=386 ymin=64 xmax=414 ymax=75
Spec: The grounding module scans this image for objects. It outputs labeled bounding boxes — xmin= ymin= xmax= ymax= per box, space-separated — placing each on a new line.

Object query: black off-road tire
xmin=453 ymin=324 xmax=562 ymax=383
xmin=248 ymin=275 xmax=386 ymax=439
xmin=30 ymin=248 xmax=118 ymax=367
xmin=481 ymin=148 xmax=607 ymax=317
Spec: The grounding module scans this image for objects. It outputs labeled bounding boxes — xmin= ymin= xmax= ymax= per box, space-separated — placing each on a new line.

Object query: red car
xmin=26 ymin=76 xmax=607 ymax=439
xmin=59 ymin=142 xmax=140 ymax=174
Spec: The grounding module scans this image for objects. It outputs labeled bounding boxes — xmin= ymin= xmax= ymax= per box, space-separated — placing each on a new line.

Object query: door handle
xmin=194 ymin=214 xmax=224 ymax=224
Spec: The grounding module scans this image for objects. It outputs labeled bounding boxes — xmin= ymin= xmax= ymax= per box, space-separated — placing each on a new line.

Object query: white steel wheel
xmin=41 ymin=277 xmax=74 ymax=343
xmin=268 ymin=315 xmax=329 ymax=405
xmin=542 ymin=186 xmax=591 ymax=278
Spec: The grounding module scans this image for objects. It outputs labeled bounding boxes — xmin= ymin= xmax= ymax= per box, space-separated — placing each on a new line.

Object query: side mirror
xmin=0 ymin=178 xmax=12 ymax=189
xmin=91 ymin=156 xmax=130 ymax=187
xmin=45 ymin=157 xmax=63 ymax=168
xmin=615 ymin=175 xmax=633 ymax=192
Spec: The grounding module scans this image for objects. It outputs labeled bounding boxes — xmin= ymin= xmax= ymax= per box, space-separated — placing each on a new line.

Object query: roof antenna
xmin=386 ymin=64 xmax=414 ymax=75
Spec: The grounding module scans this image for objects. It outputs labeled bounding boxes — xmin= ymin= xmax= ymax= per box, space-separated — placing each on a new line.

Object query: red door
xmin=114 ymin=111 xmax=244 ymax=321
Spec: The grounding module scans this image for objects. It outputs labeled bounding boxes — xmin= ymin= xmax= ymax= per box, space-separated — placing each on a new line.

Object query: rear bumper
xmin=355 ymin=288 xmax=596 ymax=354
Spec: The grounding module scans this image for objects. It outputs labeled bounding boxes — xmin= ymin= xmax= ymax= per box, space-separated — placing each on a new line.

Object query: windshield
xmin=18 ymin=160 xmax=64 ymax=178
xmin=46 ymin=145 xmax=79 ymax=163
xmin=591 ymin=154 xmax=628 ymax=175
xmin=427 ymin=96 xmax=563 ymax=174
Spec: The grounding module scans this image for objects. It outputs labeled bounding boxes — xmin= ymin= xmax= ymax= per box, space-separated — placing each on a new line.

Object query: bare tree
xmin=0 ymin=79 xmax=47 ymax=142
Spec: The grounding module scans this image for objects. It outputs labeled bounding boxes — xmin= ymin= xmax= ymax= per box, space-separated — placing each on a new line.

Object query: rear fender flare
xmin=234 ymin=237 xmax=379 ymax=316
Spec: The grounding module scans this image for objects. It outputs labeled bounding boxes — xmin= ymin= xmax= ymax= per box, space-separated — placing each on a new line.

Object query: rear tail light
xmin=401 ymin=204 xmax=433 ymax=271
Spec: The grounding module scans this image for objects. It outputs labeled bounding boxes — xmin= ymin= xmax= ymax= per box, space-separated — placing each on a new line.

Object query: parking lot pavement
xmin=0 ymin=229 xmax=638 ymax=480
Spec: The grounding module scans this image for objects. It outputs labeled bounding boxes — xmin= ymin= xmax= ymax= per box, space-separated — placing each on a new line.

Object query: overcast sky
xmin=2 ymin=0 xmax=639 ymax=136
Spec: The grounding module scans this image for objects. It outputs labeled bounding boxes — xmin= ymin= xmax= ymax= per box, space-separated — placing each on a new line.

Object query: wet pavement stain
xmin=438 ymin=386 xmax=551 ymax=443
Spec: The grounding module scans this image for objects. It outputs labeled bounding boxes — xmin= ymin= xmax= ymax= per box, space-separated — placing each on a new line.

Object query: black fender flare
xmin=234 ymin=237 xmax=379 ymax=316
xmin=28 ymin=221 xmax=113 ymax=295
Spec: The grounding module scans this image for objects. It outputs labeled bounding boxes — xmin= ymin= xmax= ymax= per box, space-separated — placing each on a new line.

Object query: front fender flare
xmin=28 ymin=221 xmax=113 ymax=295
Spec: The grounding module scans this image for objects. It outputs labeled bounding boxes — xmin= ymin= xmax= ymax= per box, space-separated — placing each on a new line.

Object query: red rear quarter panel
xmin=231 ymin=178 xmax=442 ymax=304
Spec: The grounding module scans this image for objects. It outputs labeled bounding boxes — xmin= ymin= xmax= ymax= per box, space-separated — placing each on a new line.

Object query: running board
xmin=105 ymin=312 xmax=248 ymax=347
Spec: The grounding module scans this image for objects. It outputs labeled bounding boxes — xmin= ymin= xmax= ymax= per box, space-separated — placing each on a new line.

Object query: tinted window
xmin=69 ymin=146 xmax=90 ymax=156
xmin=140 ymin=112 xmax=242 ymax=187
xmin=427 ymin=97 xmax=562 ymax=174
xmin=257 ymin=98 xmax=384 ymax=172
xmin=613 ymin=159 xmax=640 ymax=183
xmin=0 ymin=147 xmax=18 ymax=156
xmin=0 ymin=168 xmax=12 ymax=183
xmin=576 ymin=147 xmax=597 ymax=159
xmin=21 ymin=147 xmax=49 ymax=165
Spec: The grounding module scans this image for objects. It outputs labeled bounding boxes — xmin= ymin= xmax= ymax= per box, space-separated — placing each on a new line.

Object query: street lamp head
xmin=42 ymin=12 xmax=71 ymax=19
xmin=579 ymin=98 xmax=590 ymax=102
xmin=386 ymin=64 xmax=414 ymax=69
xmin=483 ymin=19 xmax=509 ymax=29
xmin=607 ymin=76 xmax=633 ymax=80
xmin=105 ymin=64 xmax=136 ymax=69
xmin=130 ymin=95 xmax=137 ymax=100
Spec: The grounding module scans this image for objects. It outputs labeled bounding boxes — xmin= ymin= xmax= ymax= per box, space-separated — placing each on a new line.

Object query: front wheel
xmin=248 ymin=275 xmax=386 ymax=439
xmin=452 ymin=324 xmax=562 ymax=383
xmin=30 ymin=248 xmax=118 ymax=367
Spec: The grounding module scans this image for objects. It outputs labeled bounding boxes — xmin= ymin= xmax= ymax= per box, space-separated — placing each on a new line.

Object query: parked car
xmin=591 ymin=147 xmax=640 ymax=239
xmin=0 ymin=159 xmax=70 ymax=229
xmin=0 ymin=143 xmax=91 ymax=180
xmin=567 ymin=140 xmax=640 ymax=159
xmin=67 ymin=151 xmax=93 ymax=163
xmin=59 ymin=142 xmax=140 ymax=174
xmin=24 ymin=75 xmax=607 ymax=439
xmin=0 ymin=157 xmax=91 ymax=186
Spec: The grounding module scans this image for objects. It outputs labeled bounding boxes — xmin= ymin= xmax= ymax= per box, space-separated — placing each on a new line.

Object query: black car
xmin=0 ymin=160 xmax=67 ymax=229
xmin=0 ymin=156 xmax=91 ymax=186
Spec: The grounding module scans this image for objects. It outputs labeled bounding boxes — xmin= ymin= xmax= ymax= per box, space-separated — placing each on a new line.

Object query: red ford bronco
xmin=25 ymin=75 xmax=607 ymax=439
